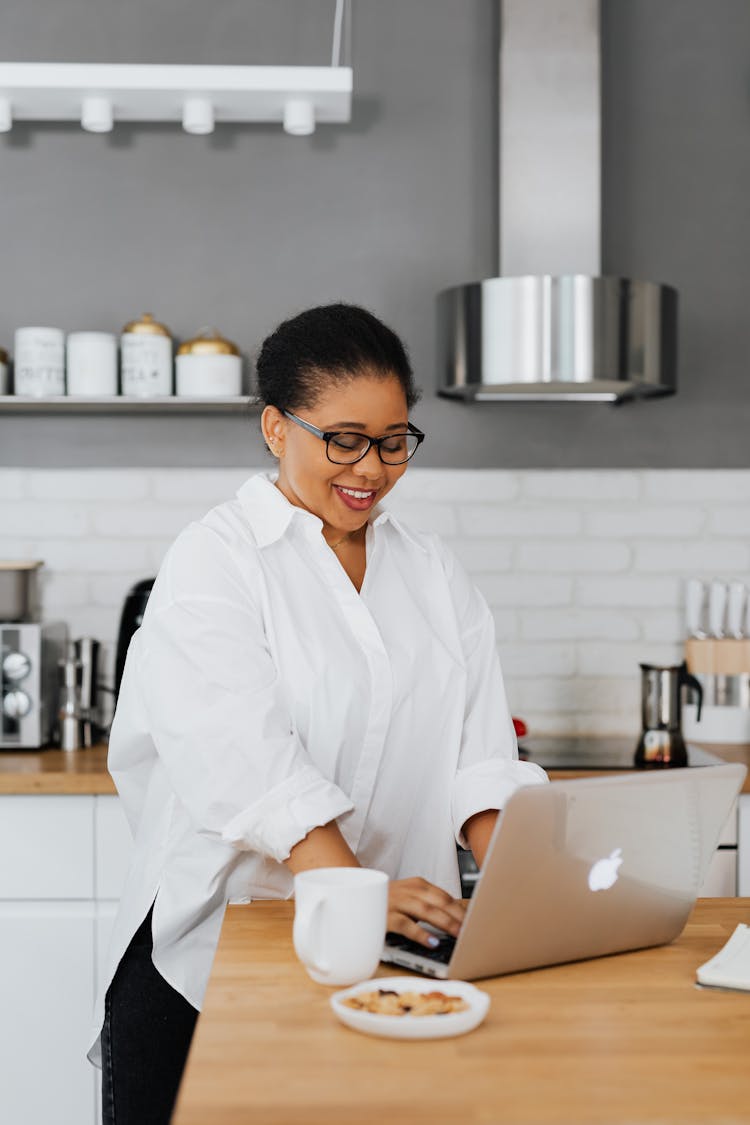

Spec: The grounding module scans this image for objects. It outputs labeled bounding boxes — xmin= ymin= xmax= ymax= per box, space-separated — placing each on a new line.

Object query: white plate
xmin=330 ymin=976 xmax=490 ymax=1040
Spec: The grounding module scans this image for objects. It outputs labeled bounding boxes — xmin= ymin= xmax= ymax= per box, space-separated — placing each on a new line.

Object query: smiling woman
xmin=90 ymin=302 xmax=548 ymax=1125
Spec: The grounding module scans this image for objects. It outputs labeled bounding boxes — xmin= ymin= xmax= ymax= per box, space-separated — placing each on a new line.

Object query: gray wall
xmin=1 ymin=0 xmax=748 ymax=469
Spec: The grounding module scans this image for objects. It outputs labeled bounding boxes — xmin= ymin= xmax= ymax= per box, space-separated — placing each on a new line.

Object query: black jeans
xmin=101 ymin=904 xmax=199 ymax=1125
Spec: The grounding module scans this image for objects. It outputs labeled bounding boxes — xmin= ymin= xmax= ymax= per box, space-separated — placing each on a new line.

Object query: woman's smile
xmin=333 ymin=483 xmax=379 ymax=510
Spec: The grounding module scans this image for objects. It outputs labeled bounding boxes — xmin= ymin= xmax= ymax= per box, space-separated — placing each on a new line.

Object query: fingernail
xmin=427 ymin=936 xmax=440 ymax=948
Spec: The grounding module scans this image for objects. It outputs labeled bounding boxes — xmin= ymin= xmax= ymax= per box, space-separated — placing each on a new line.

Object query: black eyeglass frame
xmin=281 ymin=410 xmax=426 ymax=465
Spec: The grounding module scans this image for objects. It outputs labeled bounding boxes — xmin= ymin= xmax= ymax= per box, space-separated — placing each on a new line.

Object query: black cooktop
xmin=518 ymin=735 xmax=723 ymax=771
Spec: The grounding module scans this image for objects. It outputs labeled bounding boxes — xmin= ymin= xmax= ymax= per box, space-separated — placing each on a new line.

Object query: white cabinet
xmin=0 ymin=794 xmax=133 ymax=1125
xmin=95 ymin=794 xmax=133 ymax=900
xmin=0 ymin=901 xmax=97 ymax=1125
xmin=738 ymin=793 xmax=750 ymax=896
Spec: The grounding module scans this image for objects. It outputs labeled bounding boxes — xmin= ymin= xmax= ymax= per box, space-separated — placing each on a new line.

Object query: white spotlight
xmin=183 ymin=96 xmax=214 ymax=135
xmin=81 ymin=96 xmax=113 ymax=133
xmin=283 ymin=98 xmax=315 ymax=136
xmin=0 ymin=96 xmax=12 ymax=133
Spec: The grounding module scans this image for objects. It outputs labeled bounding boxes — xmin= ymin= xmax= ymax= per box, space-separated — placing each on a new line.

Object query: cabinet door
xmin=95 ymin=795 xmax=134 ymax=900
xmin=0 ymin=795 xmax=94 ymax=899
xmin=739 ymin=794 xmax=750 ymax=897
xmin=0 ymin=901 xmax=96 ymax=1125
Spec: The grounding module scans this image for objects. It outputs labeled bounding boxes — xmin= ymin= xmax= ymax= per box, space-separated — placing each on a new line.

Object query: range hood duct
xmin=438 ymin=0 xmax=677 ymax=403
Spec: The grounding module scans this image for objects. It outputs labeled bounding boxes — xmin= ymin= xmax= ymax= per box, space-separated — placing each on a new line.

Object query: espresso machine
xmin=635 ymin=662 xmax=704 ymax=768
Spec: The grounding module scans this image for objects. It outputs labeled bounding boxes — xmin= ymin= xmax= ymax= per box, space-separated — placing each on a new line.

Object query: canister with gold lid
xmin=120 ymin=312 xmax=173 ymax=397
xmin=175 ymin=327 xmax=242 ymax=397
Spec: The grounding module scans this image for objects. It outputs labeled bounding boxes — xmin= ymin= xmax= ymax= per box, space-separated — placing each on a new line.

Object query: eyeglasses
xmin=282 ymin=410 xmax=426 ymax=465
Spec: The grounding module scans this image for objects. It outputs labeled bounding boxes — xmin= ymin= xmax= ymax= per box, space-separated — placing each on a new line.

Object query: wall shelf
xmin=0 ymin=395 xmax=261 ymax=415
xmin=0 ymin=63 xmax=352 ymax=135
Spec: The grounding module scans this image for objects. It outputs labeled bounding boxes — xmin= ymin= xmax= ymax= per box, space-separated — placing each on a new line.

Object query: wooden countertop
xmin=174 ymin=899 xmax=750 ymax=1125
xmin=0 ymin=744 xmax=115 ymax=793
xmin=0 ymin=741 xmax=747 ymax=795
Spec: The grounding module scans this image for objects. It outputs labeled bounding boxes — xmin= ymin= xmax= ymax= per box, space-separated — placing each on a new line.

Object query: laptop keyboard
xmin=385 ymin=931 xmax=456 ymax=965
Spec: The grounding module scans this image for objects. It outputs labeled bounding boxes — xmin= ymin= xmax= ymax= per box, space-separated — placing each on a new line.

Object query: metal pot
xmin=0 ymin=561 xmax=43 ymax=621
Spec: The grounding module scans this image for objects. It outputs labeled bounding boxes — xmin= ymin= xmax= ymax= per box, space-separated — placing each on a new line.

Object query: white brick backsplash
xmin=399 ymin=469 xmax=520 ymax=502
xmin=379 ymin=498 xmax=457 ymax=535
xmin=151 ymin=468 xmax=257 ymax=503
xmin=584 ymin=507 xmax=705 ymax=538
xmin=29 ymin=538 xmax=154 ymax=573
xmin=448 ymin=539 xmax=513 ymax=572
xmin=706 ymin=506 xmax=750 ymax=536
xmin=491 ymin=609 xmax=518 ymax=642
xmin=518 ymin=542 xmax=631 ymax=572
xmin=522 ymin=472 xmax=640 ymax=501
xmin=93 ymin=505 xmax=203 ymax=538
xmin=643 ymin=471 xmax=750 ymax=503
xmin=39 ymin=573 xmax=90 ymax=613
xmin=634 ymin=541 xmax=750 ymax=573
xmin=521 ymin=610 xmax=640 ymax=641
xmin=458 ymin=506 xmax=582 ymax=537
xmin=0 ymin=538 xmax=32 ymax=558
xmin=507 ymin=677 xmax=639 ymax=715
xmin=89 ymin=574 xmax=150 ymax=607
xmin=575 ymin=576 xmax=681 ymax=609
xmin=576 ymin=642 xmax=683 ymax=677
xmin=640 ymin=610 xmax=684 ymax=644
xmin=0 ymin=501 xmax=89 ymax=538
xmin=29 ymin=469 xmax=150 ymax=501
xmin=3 ymin=465 xmax=749 ymax=734
xmin=0 ymin=470 xmax=26 ymax=500
xmin=478 ymin=575 xmax=573 ymax=608
xmin=498 ymin=644 xmax=576 ymax=677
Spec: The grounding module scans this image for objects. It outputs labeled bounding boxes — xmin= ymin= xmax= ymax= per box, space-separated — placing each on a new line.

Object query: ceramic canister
xmin=66 ymin=332 xmax=118 ymax=395
xmin=175 ymin=327 xmax=242 ymax=397
xmin=13 ymin=327 xmax=65 ymax=396
xmin=120 ymin=312 xmax=173 ymax=397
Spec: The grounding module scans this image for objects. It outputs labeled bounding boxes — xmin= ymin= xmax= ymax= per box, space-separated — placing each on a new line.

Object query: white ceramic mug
xmin=293 ymin=867 xmax=389 ymax=986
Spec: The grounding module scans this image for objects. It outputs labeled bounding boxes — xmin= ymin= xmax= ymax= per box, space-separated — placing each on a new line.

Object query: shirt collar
xmin=237 ymin=472 xmax=428 ymax=554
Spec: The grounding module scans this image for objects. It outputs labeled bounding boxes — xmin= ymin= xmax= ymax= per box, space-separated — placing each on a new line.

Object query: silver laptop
xmin=382 ymin=764 xmax=746 ymax=980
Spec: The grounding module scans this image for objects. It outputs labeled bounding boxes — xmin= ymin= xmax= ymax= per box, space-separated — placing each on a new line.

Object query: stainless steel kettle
xmin=635 ymin=662 xmax=703 ymax=768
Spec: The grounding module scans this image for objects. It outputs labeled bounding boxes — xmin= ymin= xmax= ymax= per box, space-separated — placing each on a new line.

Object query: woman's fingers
xmin=387 ymin=877 xmax=468 ymax=942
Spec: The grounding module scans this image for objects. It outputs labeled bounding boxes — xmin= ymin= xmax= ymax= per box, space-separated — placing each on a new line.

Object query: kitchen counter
xmin=0 ymin=744 xmax=115 ymax=793
xmin=173 ymin=898 xmax=750 ymax=1125
xmin=0 ymin=741 xmax=748 ymax=794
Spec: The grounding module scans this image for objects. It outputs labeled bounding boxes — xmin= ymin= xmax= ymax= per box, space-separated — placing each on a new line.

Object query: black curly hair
xmin=255 ymin=303 xmax=421 ymax=416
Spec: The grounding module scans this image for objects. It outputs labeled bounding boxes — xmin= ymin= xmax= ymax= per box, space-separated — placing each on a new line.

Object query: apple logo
xmin=588 ymin=848 xmax=623 ymax=892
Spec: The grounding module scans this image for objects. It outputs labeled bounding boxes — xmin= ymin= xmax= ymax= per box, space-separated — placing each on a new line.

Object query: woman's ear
xmin=261 ymin=406 xmax=285 ymax=457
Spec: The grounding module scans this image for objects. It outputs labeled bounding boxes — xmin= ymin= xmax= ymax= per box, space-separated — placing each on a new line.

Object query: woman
xmin=89 ymin=303 xmax=547 ymax=1123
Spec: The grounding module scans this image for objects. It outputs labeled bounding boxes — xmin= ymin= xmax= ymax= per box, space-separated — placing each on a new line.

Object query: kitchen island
xmin=173 ymin=899 xmax=750 ymax=1125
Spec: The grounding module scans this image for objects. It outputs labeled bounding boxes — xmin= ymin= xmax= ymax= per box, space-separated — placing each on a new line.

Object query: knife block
xmin=685 ymin=638 xmax=750 ymax=677
xmin=684 ymin=638 xmax=750 ymax=744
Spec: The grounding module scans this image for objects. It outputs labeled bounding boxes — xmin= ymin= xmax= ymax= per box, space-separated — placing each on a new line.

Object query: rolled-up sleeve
xmin=436 ymin=540 xmax=548 ymax=847
xmin=134 ymin=526 xmax=353 ymax=863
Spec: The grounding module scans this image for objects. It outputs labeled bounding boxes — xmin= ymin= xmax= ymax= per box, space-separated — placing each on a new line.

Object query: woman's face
xmin=261 ymin=373 xmax=410 ymax=539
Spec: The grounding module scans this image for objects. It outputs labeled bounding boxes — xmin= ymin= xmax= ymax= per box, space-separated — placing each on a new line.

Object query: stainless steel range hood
xmin=438 ymin=0 xmax=677 ymax=403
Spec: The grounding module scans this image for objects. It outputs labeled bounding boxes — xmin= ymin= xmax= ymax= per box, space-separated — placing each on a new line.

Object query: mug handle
xmin=293 ymin=893 xmax=329 ymax=975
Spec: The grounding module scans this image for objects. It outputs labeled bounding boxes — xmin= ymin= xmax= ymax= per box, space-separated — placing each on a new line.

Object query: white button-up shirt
xmin=88 ymin=472 xmax=547 ymax=1064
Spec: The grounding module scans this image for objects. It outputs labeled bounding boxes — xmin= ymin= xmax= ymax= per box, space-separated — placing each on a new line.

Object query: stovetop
xmin=518 ymin=735 xmax=724 ymax=771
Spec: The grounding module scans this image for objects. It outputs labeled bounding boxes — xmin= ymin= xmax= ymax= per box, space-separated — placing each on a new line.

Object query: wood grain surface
xmin=173 ymin=899 xmax=750 ymax=1125
xmin=0 ymin=743 xmax=115 ymax=793
xmin=0 ymin=742 xmax=747 ymax=796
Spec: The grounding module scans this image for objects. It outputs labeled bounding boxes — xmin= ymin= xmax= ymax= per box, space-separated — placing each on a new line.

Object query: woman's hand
xmin=388 ymin=877 xmax=467 ymax=949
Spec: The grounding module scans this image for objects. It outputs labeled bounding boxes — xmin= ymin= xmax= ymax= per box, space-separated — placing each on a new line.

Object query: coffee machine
xmin=635 ymin=662 xmax=704 ymax=768
xmin=115 ymin=578 xmax=155 ymax=700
